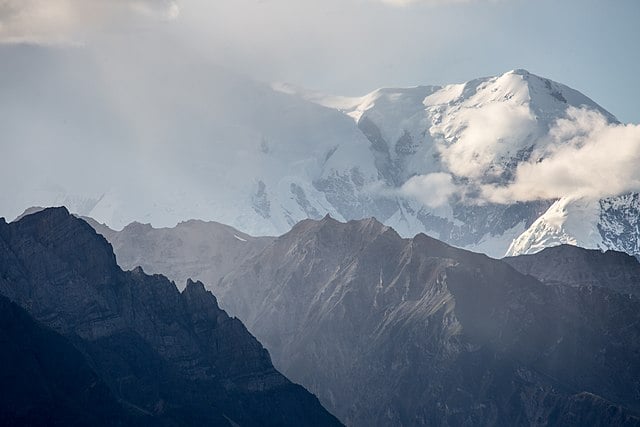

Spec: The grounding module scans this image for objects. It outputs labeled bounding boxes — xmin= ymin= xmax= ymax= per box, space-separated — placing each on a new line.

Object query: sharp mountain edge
xmin=3 ymin=49 xmax=638 ymax=258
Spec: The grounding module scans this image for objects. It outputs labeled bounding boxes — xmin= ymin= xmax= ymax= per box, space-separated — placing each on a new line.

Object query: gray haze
xmin=1 ymin=0 xmax=639 ymax=122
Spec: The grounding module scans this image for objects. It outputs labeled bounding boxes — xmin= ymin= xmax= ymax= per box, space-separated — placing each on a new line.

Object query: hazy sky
xmin=0 ymin=0 xmax=639 ymax=124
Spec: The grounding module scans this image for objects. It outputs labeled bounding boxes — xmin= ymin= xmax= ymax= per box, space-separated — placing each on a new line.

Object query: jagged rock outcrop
xmin=0 ymin=207 xmax=341 ymax=426
xmin=215 ymin=216 xmax=640 ymax=426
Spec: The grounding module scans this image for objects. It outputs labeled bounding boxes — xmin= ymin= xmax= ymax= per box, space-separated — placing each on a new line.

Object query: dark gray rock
xmin=0 ymin=293 xmax=144 ymax=426
xmin=216 ymin=216 xmax=640 ymax=426
xmin=505 ymin=244 xmax=640 ymax=297
xmin=0 ymin=207 xmax=341 ymax=427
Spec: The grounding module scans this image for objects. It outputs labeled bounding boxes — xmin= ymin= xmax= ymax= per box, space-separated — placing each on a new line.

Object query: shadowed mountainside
xmin=505 ymin=244 xmax=640 ymax=297
xmin=0 ymin=207 xmax=341 ymax=426
xmin=214 ymin=216 xmax=640 ymax=426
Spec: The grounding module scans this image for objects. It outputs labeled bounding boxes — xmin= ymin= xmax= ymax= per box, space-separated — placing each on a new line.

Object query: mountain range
xmin=4 ymin=208 xmax=640 ymax=425
xmin=0 ymin=207 xmax=340 ymax=426
xmin=3 ymin=46 xmax=639 ymax=259
xmin=42 ymin=208 xmax=637 ymax=426
xmin=212 ymin=216 xmax=640 ymax=426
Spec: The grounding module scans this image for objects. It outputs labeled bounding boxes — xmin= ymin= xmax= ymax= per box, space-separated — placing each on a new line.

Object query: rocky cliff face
xmin=0 ymin=293 xmax=140 ymax=426
xmin=215 ymin=216 xmax=640 ymax=426
xmin=0 ymin=207 xmax=341 ymax=426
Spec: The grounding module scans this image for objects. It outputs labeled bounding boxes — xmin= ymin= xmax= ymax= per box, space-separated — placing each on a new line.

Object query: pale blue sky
xmin=209 ymin=0 xmax=639 ymax=123
xmin=1 ymin=0 xmax=638 ymax=122
xmin=367 ymin=0 xmax=640 ymax=123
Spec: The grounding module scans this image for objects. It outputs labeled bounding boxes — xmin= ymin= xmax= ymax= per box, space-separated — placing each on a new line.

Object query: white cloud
xmin=0 ymin=0 xmax=180 ymax=44
xmin=400 ymin=173 xmax=457 ymax=208
xmin=401 ymin=106 xmax=640 ymax=209
xmin=377 ymin=0 xmax=494 ymax=6
xmin=481 ymin=107 xmax=640 ymax=203
xmin=437 ymin=102 xmax=538 ymax=180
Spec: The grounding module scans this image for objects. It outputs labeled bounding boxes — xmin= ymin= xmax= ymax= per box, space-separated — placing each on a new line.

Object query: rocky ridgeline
xmin=215 ymin=216 xmax=640 ymax=426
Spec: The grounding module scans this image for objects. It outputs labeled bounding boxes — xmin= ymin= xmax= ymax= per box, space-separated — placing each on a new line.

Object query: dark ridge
xmin=218 ymin=215 xmax=640 ymax=426
xmin=505 ymin=244 xmax=640 ymax=297
xmin=11 ymin=206 xmax=46 ymax=222
xmin=0 ymin=294 xmax=144 ymax=425
xmin=0 ymin=207 xmax=342 ymax=426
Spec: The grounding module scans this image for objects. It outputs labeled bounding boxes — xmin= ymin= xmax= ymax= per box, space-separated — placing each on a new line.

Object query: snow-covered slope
xmin=506 ymin=197 xmax=604 ymax=255
xmin=285 ymin=69 xmax=622 ymax=256
xmin=2 ymin=46 xmax=632 ymax=257
xmin=0 ymin=46 xmax=378 ymax=235
xmin=507 ymin=194 xmax=640 ymax=256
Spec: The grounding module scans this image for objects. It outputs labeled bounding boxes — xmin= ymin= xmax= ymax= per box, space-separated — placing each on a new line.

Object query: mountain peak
xmin=350 ymin=216 xmax=395 ymax=236
xmin=17 ymin=206 xmax=70 ymax=222
xmin=12 ymin=206 xmax=47 ymax=222
xmin=185 ymin=277 xmax=206 ymax=292
xmin=7 ymin=206 xmax=119 ymax=284
xmin=508 ymin=68 xmax=531 ymax=76
xmin=505 ymin=243 xmax=640 ymax=297
xmin=183 ymin=278 xmax=216 ymax=305
xmin=131 ymin=265 xmax=145 ymax=274
xmin=122 ymin=221 xmax=154 ymax=232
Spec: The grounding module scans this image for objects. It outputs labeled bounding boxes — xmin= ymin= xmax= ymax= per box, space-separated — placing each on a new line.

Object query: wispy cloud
xmin=0 ymin=0 xmax=180 ymax=44
xmin=401 ymin=173 xmax=457 ymax=208
xmin=481 ymin=107 xmax=640 ymax=203
xmin=401 ymin=106 xmax=640 ymax=208
xmin=377 ymin=0 xmax=496 ymax=6
xmin=437 ymin=102 xmax=538 ymax=180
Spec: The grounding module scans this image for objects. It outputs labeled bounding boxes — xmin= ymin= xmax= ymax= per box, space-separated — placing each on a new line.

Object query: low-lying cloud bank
xmin=401 ymin=106 xmax=640 ymax=207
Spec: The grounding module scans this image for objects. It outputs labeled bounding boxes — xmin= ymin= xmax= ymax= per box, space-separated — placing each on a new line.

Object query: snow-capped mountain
xmin=507 ymin=194 xmax=640 ymax=256
xmin=2 ymin=46 xmax=635 ymax=257
xmin=281 ymin=69 xmax=634 ymax=257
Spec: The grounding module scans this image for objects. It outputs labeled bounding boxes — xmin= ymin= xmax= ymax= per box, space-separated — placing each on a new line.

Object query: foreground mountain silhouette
xmin=0 ymin=207 xmax=341 ymax=426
